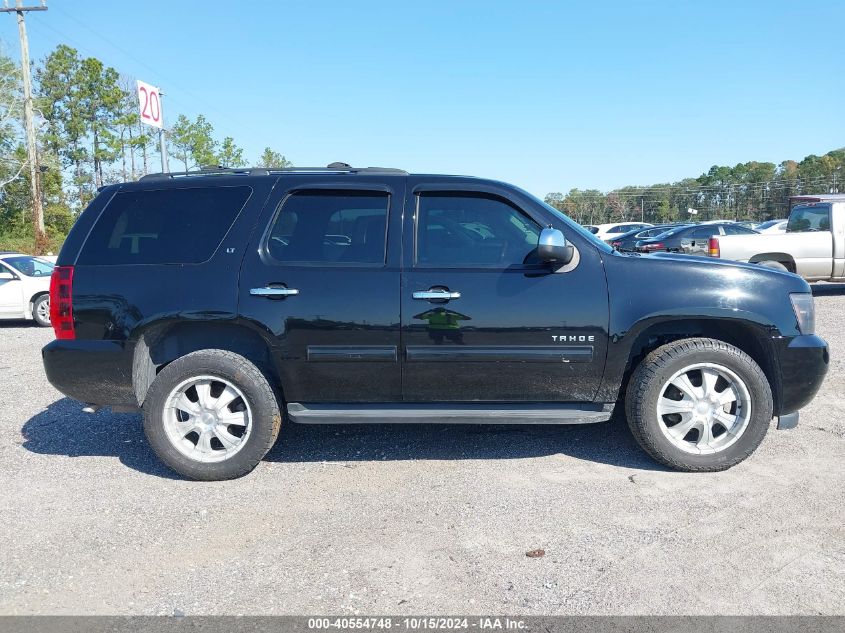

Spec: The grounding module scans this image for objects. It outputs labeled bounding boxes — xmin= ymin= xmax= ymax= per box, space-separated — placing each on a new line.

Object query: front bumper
xmin=42 ymin=339 xmax=136 ymax=406
xmin=775 ymin=334 xmax=829 ymax=415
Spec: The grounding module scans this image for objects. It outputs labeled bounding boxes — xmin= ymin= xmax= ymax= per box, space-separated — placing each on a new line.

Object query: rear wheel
xmin=143 ymin=349 xmax=282 ymax=480
xmin=32 ymin=294 xmax=50 ymax=327
xmin=625 ymin=338 xmax=773 ymax=471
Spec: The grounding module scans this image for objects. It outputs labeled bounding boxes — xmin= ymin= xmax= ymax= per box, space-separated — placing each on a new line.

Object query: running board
xmin=286 ymin=403 xmax=613 ymax=425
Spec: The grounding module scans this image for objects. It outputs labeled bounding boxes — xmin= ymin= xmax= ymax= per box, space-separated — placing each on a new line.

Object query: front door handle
xmin=250 ymin=286 xmax=300 ymax=298
xmin=413 ymin=289 xmax=461 ymax=301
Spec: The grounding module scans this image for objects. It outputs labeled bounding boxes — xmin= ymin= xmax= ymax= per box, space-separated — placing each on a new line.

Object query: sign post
xmin=136 ymin=80 xmax=169 ymax=173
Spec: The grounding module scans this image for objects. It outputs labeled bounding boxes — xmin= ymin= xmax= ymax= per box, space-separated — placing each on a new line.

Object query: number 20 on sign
xmin=136 ymin=80 xmax=163 ymax=129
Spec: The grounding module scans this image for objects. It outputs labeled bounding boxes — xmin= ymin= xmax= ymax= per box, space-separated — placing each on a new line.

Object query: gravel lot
xmin=0 ymin=286 xmax=843 ymax=616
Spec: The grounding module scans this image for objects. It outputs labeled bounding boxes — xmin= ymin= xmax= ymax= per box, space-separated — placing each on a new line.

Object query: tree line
xmin=545 ymin=149 xmax=845 ymax=226
xmin=0 ymin=43 xmax=292 ymax=253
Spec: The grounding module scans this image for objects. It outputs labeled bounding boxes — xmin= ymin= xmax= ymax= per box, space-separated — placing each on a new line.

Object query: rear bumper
xmin=775 ymin=334 xmax=829 ymax=415
xmin=42 ymin=339 xmax=136 ymax=406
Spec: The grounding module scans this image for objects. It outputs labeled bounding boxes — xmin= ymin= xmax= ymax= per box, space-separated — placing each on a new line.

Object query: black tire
xmin=757 ymin=260 xmax=789 ymax=272
xmin=32 ymin=294 xmax=51 ymax=327
xmin=143 ymin=349 xmax=282 ymax=481
xmin=625 ymin=338 xmax=773 ymax=472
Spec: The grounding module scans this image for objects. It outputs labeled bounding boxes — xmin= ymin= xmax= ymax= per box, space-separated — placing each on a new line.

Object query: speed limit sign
xmin=137 ymin=80 xmax=164 ymax=128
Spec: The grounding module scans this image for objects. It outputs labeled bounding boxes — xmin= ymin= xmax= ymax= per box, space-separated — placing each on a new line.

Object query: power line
xmin=46 ymin=6 xmax=232 ymax=122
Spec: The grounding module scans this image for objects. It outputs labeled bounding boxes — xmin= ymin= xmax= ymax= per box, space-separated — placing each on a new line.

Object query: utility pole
xmin=158 ymin=90 xmax=169 ymax=173
xmin=0 ymin=0 xmax=47 ymax=248
xmin=640 ymin=197 xmax=644 ymax=222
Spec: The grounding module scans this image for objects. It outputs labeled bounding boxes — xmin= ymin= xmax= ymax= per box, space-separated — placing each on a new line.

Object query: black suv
xmin=42 ymin=165 xmax=829 ymax=480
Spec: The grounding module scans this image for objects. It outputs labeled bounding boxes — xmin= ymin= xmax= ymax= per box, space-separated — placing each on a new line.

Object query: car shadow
xmin=0 ymin=320 xmax=39 ymax=328
xmin=811 ymin=283 xmax=845 ymax=296
xmin=21 ymin=398 xmax=667 ymax=480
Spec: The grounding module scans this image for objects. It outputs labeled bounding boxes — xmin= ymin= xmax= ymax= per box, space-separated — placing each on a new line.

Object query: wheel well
xmin=29 ymin=290 xmax=48 ymax=306
xmin=748 ymin=253 xmax=796 ymax=272
xmin=622 ymin=319 xmax=780 ymax=410
xmin=132 ymin=321 xmax=278 ymax=407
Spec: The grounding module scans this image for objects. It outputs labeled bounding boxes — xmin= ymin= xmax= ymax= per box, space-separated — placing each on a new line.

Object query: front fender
xmin=595 ymin=252 xmax=807 ymax=403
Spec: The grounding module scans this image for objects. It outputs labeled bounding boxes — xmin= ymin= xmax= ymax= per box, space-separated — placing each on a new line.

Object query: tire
xmin=143 ymin=349 xmax=282 ymax=480
xmin=32 ymin=294 xmax=50 ymax=327
xmin=625 ymin=338 xmax=773 ymax=472
xmin=757 ymin=260 xmax=789 ymax=272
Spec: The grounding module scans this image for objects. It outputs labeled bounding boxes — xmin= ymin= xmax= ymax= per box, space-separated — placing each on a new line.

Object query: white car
xmin=593 ymin=222 xmax=653 ymax=242
xmin=755 ymin=219 xmax=788 ymax=234
xmin=0 ymin=252 xmax=54 ymax=327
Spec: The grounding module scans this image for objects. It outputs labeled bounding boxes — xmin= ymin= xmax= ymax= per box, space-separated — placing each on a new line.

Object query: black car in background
xmin=610 ymin=224 xmax=690 ymax=251
xmin=636 ymin=222 xmax=758 ymax=254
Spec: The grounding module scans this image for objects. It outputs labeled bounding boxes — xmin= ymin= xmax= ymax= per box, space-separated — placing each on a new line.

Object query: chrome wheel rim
xmin=656 ymin=363 xmax=752 ymax=455
xmin=37 ymin=298 xmax=50 ymax=322
xmin=163 ymin=375 xmax=252 ymax=463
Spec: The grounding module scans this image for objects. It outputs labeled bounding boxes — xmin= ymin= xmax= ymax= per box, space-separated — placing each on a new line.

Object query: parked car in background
xmin=755 ymin=219 xmax=788 ymax=234
xmin=593 ymin=222 xmax=653 ymax=242
xmin=583 ymin=225 xmax=599 ymax=234
xmin=710 ymin=195 xmax=845 ymax=280
xmin=636 ymin=222 xmax=758 ymax=254
xmin=0 ymin=253 xmax=54 ymax=326
xmin=610 ymin=224 xmax=691 ymax=251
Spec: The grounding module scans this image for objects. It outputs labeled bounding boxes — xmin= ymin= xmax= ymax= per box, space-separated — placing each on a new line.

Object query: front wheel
xmin=32 ymin=294 xmax=50 ymax=327
xmin=625 ymin=338 xmax=773 ymax=471
xmin=143 ymin=349 xmax=282 ymax=480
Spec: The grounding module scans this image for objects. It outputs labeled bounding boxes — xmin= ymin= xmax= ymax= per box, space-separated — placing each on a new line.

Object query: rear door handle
xmin=413 ymin=289 xmax=461 ymax=300
xmin=250 ymin=286 xmax=300 ymax=298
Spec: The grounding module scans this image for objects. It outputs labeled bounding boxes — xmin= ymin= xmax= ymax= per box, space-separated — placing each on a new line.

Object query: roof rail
xmin=138 ymin=163 xmax=408 ymax=182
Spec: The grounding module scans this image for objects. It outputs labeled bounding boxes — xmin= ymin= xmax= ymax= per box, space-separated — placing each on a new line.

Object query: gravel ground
xmin=0 ymin=286 xmax=843 ymax=616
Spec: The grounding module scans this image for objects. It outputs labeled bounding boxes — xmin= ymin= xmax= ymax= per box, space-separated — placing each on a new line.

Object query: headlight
xmin=789 ymin=293 xmax=815 ymax=335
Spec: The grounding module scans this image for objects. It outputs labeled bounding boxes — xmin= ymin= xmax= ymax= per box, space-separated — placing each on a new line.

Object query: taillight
xmin=49 ymin=265 xmax=75 ymax=340
xmin=708 ymin=237 xmax=720 ymax=257
xmin=640 ymin=242 xmax=664 ymax=251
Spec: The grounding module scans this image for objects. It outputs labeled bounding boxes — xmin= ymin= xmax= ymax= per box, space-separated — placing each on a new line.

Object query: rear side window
xmin=788 ymin=204 xmax=831 ymax=232
xmin=266 ymin=190 xmax=389 ymax=265
xmin=78 ymin=186 xmax=252 ymax=265
xmin=691 ymin=226 xmax=719 ymax=238
xmin=723 ymin=225 xmax=756 ymax=235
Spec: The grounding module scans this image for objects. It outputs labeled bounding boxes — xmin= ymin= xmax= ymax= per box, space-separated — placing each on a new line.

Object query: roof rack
xmin=138 ymin=162 xmax=408 ymax=182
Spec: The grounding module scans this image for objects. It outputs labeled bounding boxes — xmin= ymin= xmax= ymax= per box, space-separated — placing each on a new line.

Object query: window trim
xmin=412 ymin=190 xmax=548 ymax=271
xmin=260 ymin=188 xmax=392 ymax=269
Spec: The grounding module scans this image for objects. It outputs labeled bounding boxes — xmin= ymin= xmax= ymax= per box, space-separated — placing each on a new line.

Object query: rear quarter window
xmin=77 ymin=186 xmax=252 ymax=265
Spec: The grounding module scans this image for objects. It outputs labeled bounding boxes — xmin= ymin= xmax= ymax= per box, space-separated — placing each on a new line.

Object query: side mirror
xmin=0 ymin=271 xmax=16 ymax=281
xmin=537 ymin=228 xmax=574 ymax=265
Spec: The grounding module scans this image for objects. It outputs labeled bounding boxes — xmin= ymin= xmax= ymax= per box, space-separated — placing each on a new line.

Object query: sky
xmin=0 ymin=0 xmax=842 ymax=198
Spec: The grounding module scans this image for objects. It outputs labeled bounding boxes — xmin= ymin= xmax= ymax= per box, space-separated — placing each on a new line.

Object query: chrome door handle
xmin=412 ymin=289 xmax=461 ymax=300
xmin=250 ymin=287 xmax=300 ymax=297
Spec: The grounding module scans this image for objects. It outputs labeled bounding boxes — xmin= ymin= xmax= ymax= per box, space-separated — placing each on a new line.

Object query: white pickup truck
xmin=709 ymin=194 xmax=845 ymax=281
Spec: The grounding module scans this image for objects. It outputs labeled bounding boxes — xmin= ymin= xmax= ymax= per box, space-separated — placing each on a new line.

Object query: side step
xmin=286 ymin=402 xmax=613 ymax=425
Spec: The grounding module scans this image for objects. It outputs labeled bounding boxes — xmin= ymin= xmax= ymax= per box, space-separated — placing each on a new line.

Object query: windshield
xmin=756 ymin=219 xmax=784 ymax=230
xmin=651 ymin=226 xmax=687 ymax=239
xmin=2 ymin=256 xmax=54 ymax=277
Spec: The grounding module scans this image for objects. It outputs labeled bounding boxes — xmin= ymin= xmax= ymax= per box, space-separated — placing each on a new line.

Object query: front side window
xmin=266 ymin=190 xmax=389 ymax=265
xmin=2 ymin=256 xmax=54 ymax=277
xmin=416 ymin=192 xmax=541 ymax=267
xmin=788 ymin=205 xmax=831 ymax=232
xmin=78 ymin=186 xmax=252 ymax=265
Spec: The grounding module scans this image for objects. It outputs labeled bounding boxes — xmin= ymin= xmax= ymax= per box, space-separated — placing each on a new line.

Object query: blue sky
xmin=0 ymin=0 xmax=842 ymax=197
